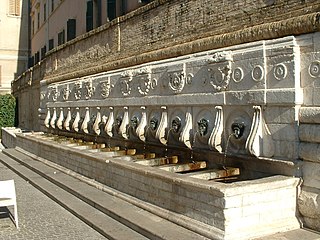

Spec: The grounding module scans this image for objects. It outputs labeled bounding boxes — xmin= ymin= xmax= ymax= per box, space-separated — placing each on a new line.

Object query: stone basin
xmin=8 ymin=130 xmax=301 ymax=240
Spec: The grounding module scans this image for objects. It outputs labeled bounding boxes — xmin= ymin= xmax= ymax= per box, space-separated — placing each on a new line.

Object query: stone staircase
xmin=0 ymin=148 xmax=209 ymax=240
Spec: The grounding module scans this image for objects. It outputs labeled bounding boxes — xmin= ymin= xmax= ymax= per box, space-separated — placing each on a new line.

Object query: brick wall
xmin=27 ymin=0 xmax=320 ymax=84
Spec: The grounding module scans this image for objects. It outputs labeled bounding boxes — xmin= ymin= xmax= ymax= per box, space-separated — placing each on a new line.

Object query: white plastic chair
xmin=0 ymin=180 xmax=18 ymax=228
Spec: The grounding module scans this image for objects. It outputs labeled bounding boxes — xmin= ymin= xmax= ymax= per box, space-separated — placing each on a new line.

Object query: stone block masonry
xmin=299 ymin=107 xmax=320 ymax=230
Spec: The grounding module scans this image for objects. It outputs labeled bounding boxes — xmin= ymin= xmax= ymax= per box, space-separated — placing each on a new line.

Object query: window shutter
xmin=67 ymin=19 xmax=76 ymax=41
xmin=8 ymin=0 xmax=14 ymax=14
xmin=86 ymin=1 xmax=93 ymax=32
xmin=15 ymin=0 xmax=21 ymax=16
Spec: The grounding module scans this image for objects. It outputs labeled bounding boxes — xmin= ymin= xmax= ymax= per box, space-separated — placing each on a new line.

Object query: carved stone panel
xmin=74 ymin=81 xmax=82 ymax=100
xmin=119 ymin=71 xmax=133 ymax=96
xmin=100 ymin=77 xmax=113 ymax=99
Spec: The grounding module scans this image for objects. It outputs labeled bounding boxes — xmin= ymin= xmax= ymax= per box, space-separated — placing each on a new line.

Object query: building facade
xmin=0 ymin=0 xmax=29 ymax=94
xmin=30 ymin=0 xmax=151 ymax=65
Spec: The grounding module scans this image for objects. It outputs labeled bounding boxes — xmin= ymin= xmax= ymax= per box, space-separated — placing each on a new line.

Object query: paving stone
xmin=0 ymin=163 xmax=106 ymax=240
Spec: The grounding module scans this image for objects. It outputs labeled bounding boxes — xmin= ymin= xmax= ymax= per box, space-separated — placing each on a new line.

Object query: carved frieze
xmin=135 ymin=67 xmax=157 ymax=96
xmin=206 ymin=51 xmax=233 ymax=91
xmin=48 ymin=85 xmax=59 ymax=102
xmin=83 ymin=79 xmax=95 ymax=100
xmin=120 ymin=71 xmax=133 ymax=96
xmin=100 ymin=77 xmax=113 ymax=99
xmin=168 ymin=71 xmax=185 ymax=93
xmin=62 ymin=85 xmax=71 ymax=101
xmin=74 ymin=81 xmax=82 ymax=100
xmin=209 ymin=64 xmax=232 ymax=91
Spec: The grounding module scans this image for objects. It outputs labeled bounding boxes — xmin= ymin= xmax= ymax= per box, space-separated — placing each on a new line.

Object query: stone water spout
xmin=105 ymin=107 xmax=114 ymax=137
xmin=50 ymin=107 xmax=57 ymax=129
xmin=119 ymin=107 xmax=129 ymax=139
xmin=93 ymin=107 xmax=102 ymax=135
xmin=72 ymin=107 xmax=80 ymax=132
xmin=136 ymin=106 xmax=147 ymax=142
xmin=64 ymin=108 xmax=72 ymax=131
xmin=245 ymin=106 xmax=274 ymax=158
xmin=156 ymin=106 xmax=168 ymax=145
xmin=81 ymin=107 xmax=90 ymax=134
xmin=231 ymin=122 xmax=245 ymax=139
xmin=208 ymin=106 xmax=224 ymax=153
xmin=57 ymin=108 xmax=64 ymax=130
xmin=44 ymin=108 xmax=51 ymax=128
xmin=179 ymin=110 xmax=193 ymax=149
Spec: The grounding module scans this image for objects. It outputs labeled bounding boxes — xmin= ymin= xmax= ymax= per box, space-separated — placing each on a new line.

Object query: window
xmin=67 ymin=19 xmax=76 ymax=41
xmin=35 ymin=51 xmax=40 ymax=63
xmin=37 ymin=12 xmax=40 ymax=29
xmin=86 ymin=1 xmax=93 ymax=32
xmin=51 ymin=0 xmax=54 ymax=12
xmin=41 ymin=46 xmax=47 ymax=60
xmin=107 ymin=0 xmax=116 ymax=21
xmin=49 ymin=39 xmax=54 ymax=50
xmin=44 ymin=3 xmax=47 ymax=21
xmin=120 ymin=0 xmax=126 ymax=15
xmin=8 ymin=0 xmax=21 ymax=16
xmin=95 ymin=0 xmax=102 ymax=27
xmin=58 ymin=30 xmax=65 ymax=45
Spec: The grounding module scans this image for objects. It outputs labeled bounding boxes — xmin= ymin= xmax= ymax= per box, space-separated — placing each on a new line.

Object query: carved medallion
xmin=309 ymin=61 xmax=320 ymax=78
xmin=274 ymin=63 xmax=287 ymax=80
xmin=74 ymin=81 xmax=82 ymax=100
xmin=83 ymin=79 xmax=95 ymax=100
xmin=168 ymin=71 xmax=185 ymax=93
xmin=233 ymin=67 xmax=244 ymax=83
xmin=251 ymin=65 xmax=264 ymax=82
xmin=209 ymin=64 xmax=232 ymax=91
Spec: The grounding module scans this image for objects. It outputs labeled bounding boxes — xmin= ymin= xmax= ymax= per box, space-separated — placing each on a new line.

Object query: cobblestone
xmin=0 ymin=162 xmax=107 ymax=240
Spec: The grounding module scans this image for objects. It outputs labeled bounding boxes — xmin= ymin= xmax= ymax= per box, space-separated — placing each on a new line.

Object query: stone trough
xmin=2 ymin=128 xmax=301 ymax=240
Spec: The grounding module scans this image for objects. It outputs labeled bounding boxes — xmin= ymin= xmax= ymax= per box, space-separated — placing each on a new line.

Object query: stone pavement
xmin=0 ymin=151 xmax=107 ymax=239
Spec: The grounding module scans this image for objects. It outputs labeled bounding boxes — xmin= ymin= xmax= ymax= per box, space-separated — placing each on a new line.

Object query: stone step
xmin=0 ymin=151 xmax=147 ymax=240
xmin=1 ymin=148 xmax=209 ymax=240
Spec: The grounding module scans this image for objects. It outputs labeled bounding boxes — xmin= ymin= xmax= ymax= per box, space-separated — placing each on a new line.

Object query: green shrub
xmin=0 ymin=94 xmax=16 ymax=137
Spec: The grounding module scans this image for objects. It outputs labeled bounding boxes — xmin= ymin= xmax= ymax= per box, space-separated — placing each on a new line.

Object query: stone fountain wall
xmin=10 ymin=0 xmax=320 ymax=232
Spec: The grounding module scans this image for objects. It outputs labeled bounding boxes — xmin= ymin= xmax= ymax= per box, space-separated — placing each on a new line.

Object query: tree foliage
xmin=0 ymin=94 xmax=16 ymax=136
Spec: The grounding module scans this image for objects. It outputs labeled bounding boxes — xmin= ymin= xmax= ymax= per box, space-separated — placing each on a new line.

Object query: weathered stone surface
xmin=298 ymin=187 xmax=320 ymax=219
xmin=300 ymin=107 xmax=320 ymax=124
xmin=300 ymin=142 xmax=320 ymax=163
xmin=303 ymin=217 xmax=320 ymax=232
xmin=299 ymin=124 xmax=320 ymax=143
xmin=301 ymin=161 xmax=320 ymax=188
